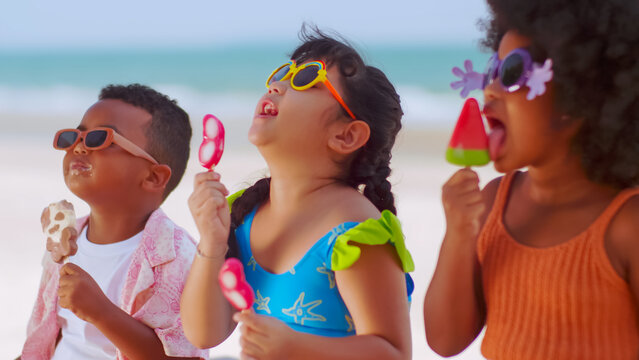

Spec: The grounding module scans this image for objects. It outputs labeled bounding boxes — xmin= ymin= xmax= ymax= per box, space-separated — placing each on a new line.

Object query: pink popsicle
xmin=199 ymin=114 xmax=225 ymax=170
xmin=218 ymin=258 xmax=255 ymax=311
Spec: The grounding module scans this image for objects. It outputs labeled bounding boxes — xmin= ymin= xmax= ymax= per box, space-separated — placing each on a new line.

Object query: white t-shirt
xmin=52 ymin=227 xmax=143 ymax=360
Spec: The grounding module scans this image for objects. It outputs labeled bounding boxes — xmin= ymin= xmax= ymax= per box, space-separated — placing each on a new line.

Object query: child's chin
xmin=492 ymin=158 xmax=524 ymax=174
xmin=492 ymin=161 xmax=507 ymax=173
xmin=64 ymin=178 xmax=92 ymax=200
xmin=247 ymin=129 xmax=270 ymax=147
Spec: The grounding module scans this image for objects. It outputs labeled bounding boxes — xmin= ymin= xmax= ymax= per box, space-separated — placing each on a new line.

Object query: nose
xmin=268 ymin=80 xmax=286 ymax=95
xmin=483 ymin=76 xmax=502 ymax=102
xmin=72 ymin=139 xmax=89 ymax=155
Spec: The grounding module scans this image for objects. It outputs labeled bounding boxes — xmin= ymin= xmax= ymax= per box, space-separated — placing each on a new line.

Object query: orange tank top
xmin=477 ymin=172 xmax=639 ymax=360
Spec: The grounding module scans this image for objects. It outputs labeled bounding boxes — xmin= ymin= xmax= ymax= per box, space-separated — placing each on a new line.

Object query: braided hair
xmin=226 ymin=26 xmax=403 ymax=257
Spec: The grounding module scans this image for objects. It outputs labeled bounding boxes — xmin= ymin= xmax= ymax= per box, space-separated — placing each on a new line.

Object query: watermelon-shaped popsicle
xmin=199 ymin=114 xmax=225 ymax=170
xmin=445 ymin=98 xmax=490 ymax=167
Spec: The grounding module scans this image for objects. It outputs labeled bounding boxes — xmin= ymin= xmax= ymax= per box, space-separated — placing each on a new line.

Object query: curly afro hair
xmin=482 ymin=0 xmax=639 ymax=188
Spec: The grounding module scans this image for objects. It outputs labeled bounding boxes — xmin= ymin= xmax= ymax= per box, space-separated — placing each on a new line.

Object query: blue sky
xmin=0 ymin=0 xmax=489 ymax=49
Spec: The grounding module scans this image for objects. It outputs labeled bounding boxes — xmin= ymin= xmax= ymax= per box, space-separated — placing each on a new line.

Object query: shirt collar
xmin=76 ymin=208 xmax=176 ymax=267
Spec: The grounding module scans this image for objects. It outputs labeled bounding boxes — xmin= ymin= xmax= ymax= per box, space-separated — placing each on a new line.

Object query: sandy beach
xmin=0 ymin=116 xmax=499 ymax=359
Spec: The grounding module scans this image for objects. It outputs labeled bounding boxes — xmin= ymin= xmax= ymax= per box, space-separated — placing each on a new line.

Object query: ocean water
xmin=0 ymin=44 xmax=487 ymax=130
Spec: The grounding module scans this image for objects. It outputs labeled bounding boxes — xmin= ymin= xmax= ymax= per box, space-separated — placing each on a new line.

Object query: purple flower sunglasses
xmin=451 ymin=47 xmax=553 ymax=100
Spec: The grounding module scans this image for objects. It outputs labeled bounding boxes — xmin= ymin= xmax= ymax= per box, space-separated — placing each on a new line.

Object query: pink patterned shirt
xmin=21 ymin=209 xmax=209 ymax=359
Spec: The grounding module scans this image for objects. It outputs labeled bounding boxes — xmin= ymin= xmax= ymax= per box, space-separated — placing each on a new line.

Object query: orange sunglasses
xmin=53 ymin=127 xmax=159 ymax=165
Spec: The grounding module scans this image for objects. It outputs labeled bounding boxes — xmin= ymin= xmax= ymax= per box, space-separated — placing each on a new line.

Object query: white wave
xmin=0 ymin=85 xmax=96 ymax=117
xmin=0 ymin=84 xmax=467 ymax=130
xmin=151 ymin=84 xmax=259 ymax=124
xmin=396 ymin=85 xmax=467 ymax=129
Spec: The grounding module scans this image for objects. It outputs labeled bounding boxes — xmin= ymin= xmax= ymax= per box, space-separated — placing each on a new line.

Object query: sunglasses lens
xmin=56 ymin=131 xmax=78 ymax=149
xmin=292 ymin=65 xmax=320 ymax=88
xmin=500 ymin=53 xmax=525 ymax=89
xmin=483 ymin=55 xmax=499 ymax=88
xmin=84 ymin=130 xmax=108 ymax=148
xmin=268 ymin=64 xmax=291 ymax=85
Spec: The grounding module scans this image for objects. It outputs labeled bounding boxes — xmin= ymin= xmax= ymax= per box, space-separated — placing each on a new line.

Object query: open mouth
xmin=486 ymin=116 xmax=506 ymax=133
xmin=259 ymin=100 xmax=278 ymax=116
xmin=485 ymin=116 xmax=506 ymax=160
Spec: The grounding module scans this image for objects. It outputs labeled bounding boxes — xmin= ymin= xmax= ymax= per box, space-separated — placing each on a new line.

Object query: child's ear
xmin=328 ymin=120 xmax=370 ymax=155
xmin=142 ymin=164 xmax=172 ymax=194
xmin=558 ymin=114 xmax=584 ymax=138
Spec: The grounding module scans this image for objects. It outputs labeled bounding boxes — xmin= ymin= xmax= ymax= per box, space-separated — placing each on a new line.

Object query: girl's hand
xmin=442 ymin=168 xmax=486 ymax=241
xmin=234 ymin=310 xmax=297 ymax=360
xmin=58 ymin=263 xmax=111 ymax=323
xmin=188 ymin=171 xmax=231 ymax=253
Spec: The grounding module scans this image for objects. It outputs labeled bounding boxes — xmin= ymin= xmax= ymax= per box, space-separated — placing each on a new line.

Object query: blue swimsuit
xmin=234 ymin=206 xmax=414 ymax=337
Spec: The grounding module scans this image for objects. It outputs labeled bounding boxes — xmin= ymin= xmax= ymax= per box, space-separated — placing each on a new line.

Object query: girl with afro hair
xmin=424 ymin=0 xmax=639 ymax=359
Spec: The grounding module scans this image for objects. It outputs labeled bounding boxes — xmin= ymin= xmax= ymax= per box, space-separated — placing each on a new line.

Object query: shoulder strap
xmin=488 ymin=171 xmax=518 ymax=220
xmin=591 ymin=187 xmax=639 ymax=236
xmin=586 ymin=187 xmax=639 ymax=289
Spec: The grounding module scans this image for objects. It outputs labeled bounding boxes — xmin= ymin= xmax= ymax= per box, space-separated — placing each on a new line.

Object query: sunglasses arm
xmin=323 ymin=80 xmax=357 ymax=120
xmin=112 ymin=133 xmax=159 ymax=165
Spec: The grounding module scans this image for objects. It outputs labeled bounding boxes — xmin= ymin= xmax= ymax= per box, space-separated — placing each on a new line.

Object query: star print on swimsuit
xmin=345 ymin=314 xmax=354 ymax=332
xmin=316 ymin=263 xmax=335 ymax=289
xmin=254 ymin=289 xmax=271 ymax=314
xmin=327 ymin=224 xmax=349 ymax=247
xmin=282 ymin=292 xmax=327 ymax=325
xmin=247 ymin=256 xmax=257 ymax=271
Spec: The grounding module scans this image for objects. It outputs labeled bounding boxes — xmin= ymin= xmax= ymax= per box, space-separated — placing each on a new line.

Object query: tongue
xmin=488 ymin=127 xmax=505 ymax=160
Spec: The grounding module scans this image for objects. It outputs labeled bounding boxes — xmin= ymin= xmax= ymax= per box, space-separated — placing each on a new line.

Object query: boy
xmin=21 ymin=84 xmax=208 ymax=359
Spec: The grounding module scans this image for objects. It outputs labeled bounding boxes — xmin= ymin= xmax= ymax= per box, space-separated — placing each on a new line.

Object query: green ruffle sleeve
xmin=331 ymin=210 xmax=415 ymax=273
xmin=227 ymin=189 xmax=246 ymax=210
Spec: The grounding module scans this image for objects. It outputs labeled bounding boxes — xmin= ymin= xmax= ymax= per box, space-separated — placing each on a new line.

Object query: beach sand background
xmin=0 ymin=114 xmax=500 ymax=359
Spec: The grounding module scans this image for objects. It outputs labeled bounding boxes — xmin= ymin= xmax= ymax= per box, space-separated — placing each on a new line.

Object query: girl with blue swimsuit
xmin=181 ymin=26 xmax=414 ymax=360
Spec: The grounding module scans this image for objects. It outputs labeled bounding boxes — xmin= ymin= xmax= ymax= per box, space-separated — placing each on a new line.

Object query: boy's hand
xmin=234 ymin=310 xmax=296 ymax=360
xmin=442 ymin=168 xmax=486 ymax=241
xmin=58 ymin=263 xmax=111 ymax=323
xmin=188 ymin=171 xmax=231 ymax=253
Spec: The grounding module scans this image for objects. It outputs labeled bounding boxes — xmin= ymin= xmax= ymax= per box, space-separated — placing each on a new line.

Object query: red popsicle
xmin=446 ymin=98 xmax=490 ymax=166
xmin=218 ymin=258 xmax=255 ymax=311
xmin=199 ymin=114 xmax=225 ymax=170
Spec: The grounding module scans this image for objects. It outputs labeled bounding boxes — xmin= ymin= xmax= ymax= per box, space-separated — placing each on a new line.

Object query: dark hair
xmin=482 ymin=0 xmax=639 ymax=188
xmin=225 ymin=26 xmax=403 ymax=258
xmin=99 ymin=83 xmax=192 ymax=198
